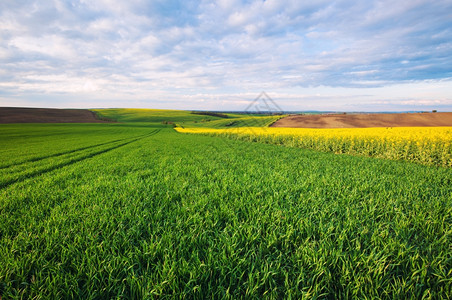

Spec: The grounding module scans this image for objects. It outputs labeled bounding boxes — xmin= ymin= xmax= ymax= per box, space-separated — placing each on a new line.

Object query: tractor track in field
xmin=0 ymin=129 xmax=161 ymax=190
xmin=0 ymin=136 xmax=140 ymax=170
xmin=1 ymin=130 xmax=161 ymax=169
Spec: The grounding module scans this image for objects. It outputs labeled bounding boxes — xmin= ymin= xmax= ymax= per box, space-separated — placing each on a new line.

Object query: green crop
xmin=186 ymin=115 xmax=283 ymax=128
xmin=91 ymin=108 xmax=283 ymax=129
xmin=91 ymin=108 xmax=230 ymax=123
xmin=0 ymin=120 xmax=451 ymax=298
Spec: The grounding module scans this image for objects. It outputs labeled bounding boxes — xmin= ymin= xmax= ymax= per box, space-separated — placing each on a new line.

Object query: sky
xmin=1 ymin=0 xmax=452 ymax=112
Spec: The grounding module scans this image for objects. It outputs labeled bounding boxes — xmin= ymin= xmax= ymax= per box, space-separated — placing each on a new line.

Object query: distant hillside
xmin=0 ymin=107 xmax=108 ymax=123
xmin=91 ymin=108 xmax=234 ymax=123
xmin=272 ymin=112 xmax=452 ymax=128
xmin=91 ymin=108 xmax=284 ymax=128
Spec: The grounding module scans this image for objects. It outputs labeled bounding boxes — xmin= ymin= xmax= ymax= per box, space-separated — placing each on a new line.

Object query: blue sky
xmin=1 ymin=0 xmax=451 ymax=111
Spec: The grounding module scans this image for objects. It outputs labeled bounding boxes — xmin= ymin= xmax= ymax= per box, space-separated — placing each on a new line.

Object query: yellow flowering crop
xmin=176 ymin=126 xmax=452 ymax=166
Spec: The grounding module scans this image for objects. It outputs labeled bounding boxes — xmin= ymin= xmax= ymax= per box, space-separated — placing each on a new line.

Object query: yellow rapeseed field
xmin=176 ymin=126 xmax=452 ymax=166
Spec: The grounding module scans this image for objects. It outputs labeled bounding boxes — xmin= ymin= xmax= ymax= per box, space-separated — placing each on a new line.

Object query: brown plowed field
xmin=0 ymin=107 xmax=109 ymax=123
xmin=271 ymin=112 xmax=452 ymax=128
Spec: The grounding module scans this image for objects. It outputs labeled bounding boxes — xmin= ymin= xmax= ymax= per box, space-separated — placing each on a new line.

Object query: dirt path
xmin=271 ymin=112 xmax=452 ymax=128
xmin=0 ymin=107 xmax=109 ymax=123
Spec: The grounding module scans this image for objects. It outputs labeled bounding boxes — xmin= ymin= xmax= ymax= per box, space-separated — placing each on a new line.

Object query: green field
xmin=92 ymin=108 xmax=222 ymax=123
xmin=1 ymin=110 xmax=451 ymax=298
xmin=93 ymin=108 xmax=283 ymax=128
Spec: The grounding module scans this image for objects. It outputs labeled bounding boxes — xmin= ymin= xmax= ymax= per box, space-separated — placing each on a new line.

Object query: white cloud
xmin=10 ymin=35 xmax=77 ymax=59
xmin=0 ymin=0 xmax=451 ymax=110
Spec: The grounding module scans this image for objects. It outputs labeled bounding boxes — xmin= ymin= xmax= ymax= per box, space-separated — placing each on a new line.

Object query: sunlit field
xmin=176 ymin=126 xmax=452 ymax=166
xmin=1 ymin=110 xmax=451 ymax=298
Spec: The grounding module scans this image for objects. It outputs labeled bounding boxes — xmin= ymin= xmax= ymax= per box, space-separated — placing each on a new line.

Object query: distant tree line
xmin=191 ymin=111 xmax=229 ymax=118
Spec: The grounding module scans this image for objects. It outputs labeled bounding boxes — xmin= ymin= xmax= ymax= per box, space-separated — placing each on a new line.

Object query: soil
xmin=271 ymin=112 xmax=452 ymax=128
xmin=0 ymin=107 xmax=109 ymax=123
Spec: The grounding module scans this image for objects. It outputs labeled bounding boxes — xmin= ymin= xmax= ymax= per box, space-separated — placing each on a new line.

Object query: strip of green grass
xmin=0 ymin=124 xmax=451 ymax=298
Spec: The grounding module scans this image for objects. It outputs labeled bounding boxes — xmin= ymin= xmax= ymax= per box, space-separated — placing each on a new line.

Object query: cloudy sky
xmin=1 ymin=0 xmax=451 ymax=111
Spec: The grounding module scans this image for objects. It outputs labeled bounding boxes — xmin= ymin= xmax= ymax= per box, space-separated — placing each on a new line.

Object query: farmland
xmin=0 ymin=108 xmax=105 ymax=124
xmin=93 ymin=108 xmax=282 ymax=128
xmin=271 ymin=112 xmax=452 ymax=128
xmin=1 ymin=110 xmax=451 ymax=298
xmin=176 ymin=126 xmax=452 ymax=167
